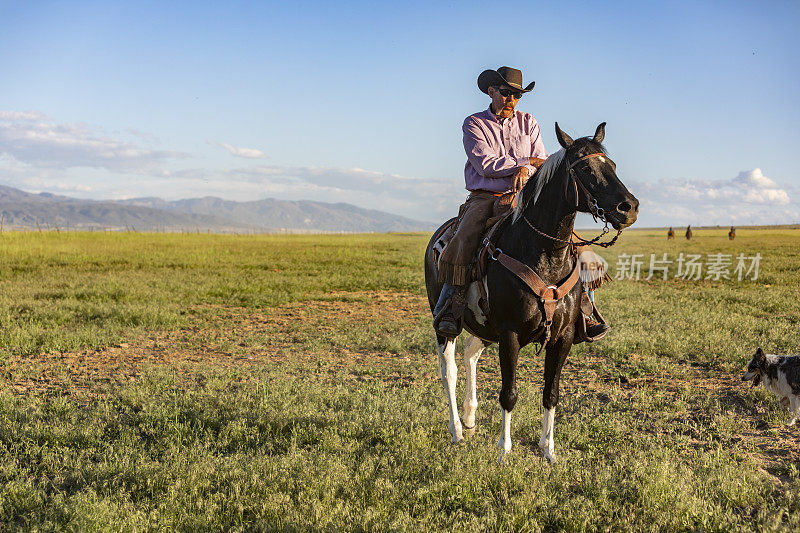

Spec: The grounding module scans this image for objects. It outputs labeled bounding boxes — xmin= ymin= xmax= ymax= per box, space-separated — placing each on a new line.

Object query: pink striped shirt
xmin=462 ymin=107 xmax=548 ymax=193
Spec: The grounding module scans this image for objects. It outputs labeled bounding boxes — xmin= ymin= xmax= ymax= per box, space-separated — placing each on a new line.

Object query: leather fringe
xmin=585 ymin=272 xmax=612 ymax=290
xmin=438 ymin=261 xmax=473 ymax=286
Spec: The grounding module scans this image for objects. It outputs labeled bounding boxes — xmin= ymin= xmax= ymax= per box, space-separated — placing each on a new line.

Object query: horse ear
xmin=555 ymin=122 xmax=573 ymax=148
xmin=593 ymin=122 xmax=606 ymax=144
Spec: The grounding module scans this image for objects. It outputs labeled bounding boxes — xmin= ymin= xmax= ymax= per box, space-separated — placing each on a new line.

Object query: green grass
xmin=2 ymin=363 xmax=798 ymax=531
xmin=0 ymin=228 xmax=799 ymax=530
xmin=0 ymin=231 xmax=423 ymax=359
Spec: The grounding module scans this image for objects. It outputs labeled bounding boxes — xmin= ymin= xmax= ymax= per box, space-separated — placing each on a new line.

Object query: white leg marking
xmin=539 ymin=407 xmax=556 ymax=463
xmin=461 ymin=336 xmax=485 ymax=431
xmin=497 ymin=408 xmax=512 ymax=462
xmin=437 ymin=338 xmax=463 ymax=443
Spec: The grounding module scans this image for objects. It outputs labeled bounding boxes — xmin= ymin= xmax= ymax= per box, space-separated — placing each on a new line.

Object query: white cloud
xmin=23 ymin=181 xmax=93 ymax=193
xmin=0 ymin=111 xmax=187 ymax=171
xmin=219 ymin=142 xmax=268 ymax=159
xmin=631 ymin=168 xmax=799 ymax=226
xmin=0 ymin=111 xmax=49 ymax=121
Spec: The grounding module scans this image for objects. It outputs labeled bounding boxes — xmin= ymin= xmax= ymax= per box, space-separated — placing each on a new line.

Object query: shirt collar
xmin=487 ymin=106 xmax=513 ymax=125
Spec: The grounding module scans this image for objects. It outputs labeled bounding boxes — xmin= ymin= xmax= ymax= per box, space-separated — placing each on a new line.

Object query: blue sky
xmin=1 ymin=0 xmax=798 ymax=227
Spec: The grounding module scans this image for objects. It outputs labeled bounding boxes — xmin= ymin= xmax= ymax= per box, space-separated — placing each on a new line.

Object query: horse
xmin=729 ymin=227 xmax=735 ymax=240
xmin=685 ymin=226 xmax=692 ymax=240
xmin=667 ymin=227 xmax=675 ymax=240
xmin=424 ymin=122 xmax=639 ymax=463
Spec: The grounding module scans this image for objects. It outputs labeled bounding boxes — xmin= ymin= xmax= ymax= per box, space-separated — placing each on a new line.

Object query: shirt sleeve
xmin=528 ymin=121 xmax=548 ymax=174
xmin=463 ymin=117 xmax=528 ymax=179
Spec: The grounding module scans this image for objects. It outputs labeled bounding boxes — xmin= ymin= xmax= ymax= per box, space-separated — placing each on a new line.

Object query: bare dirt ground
xmin=1 ymin=290 xmax=797 ymax=481
xmin=1 ymin=291 xmax=428 ymax=398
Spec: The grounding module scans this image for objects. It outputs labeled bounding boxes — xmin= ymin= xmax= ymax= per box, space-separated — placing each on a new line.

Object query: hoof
xmin=461 ymin=419 xmax=476 ymax=437
xmin=451 ymin=436 xmax=465 ymax=444
xmin=497 ymin=451 xmax=509 ymax=465
xmin=541 ymin=450 xmax=557 ymax=464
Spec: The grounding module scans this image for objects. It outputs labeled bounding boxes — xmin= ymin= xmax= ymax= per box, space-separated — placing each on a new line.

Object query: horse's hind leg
xmin=436 ymin=335 xmax=463 ymax=443
xmin=461 ymin=335 xmax=488 ymax=434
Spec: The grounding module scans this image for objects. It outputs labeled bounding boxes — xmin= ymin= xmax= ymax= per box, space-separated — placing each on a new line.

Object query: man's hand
xmin=512 ymin=166 xmax=530 ymax=191
xmin=529 ymin=156 xmax=546 ymax=168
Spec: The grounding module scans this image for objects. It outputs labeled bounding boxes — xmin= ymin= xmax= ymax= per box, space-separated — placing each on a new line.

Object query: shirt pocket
xmin=510 ymin=133 xmax=532 ymax=156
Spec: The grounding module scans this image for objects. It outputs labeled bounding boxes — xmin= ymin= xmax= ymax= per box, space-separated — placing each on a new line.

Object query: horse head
xmin=554 ymin=122 xmax=639 ymax=230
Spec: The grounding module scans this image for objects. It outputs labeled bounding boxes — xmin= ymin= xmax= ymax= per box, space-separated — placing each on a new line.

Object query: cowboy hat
xmin=477 ymin=66 xmax=535 ymax=95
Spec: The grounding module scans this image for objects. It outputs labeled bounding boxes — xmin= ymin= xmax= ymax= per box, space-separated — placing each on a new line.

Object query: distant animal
xmin=685 ymin=225 xmax=692 ymax=240
xmin=742 ymin=347 xmax=800 ymax=426
xmin=425 ymin=122 xmax=639 ymax=463
xmin=667 ymin=227 xmax=675 ymax=240
xmin=729 ymin=227 xmax=736 ymax=240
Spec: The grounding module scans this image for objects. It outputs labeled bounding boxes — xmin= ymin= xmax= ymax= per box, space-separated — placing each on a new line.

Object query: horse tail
xmin=424 ymin=218 xmax=458 ymax=312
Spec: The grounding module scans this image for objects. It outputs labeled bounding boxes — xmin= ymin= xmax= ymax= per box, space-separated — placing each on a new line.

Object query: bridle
xmin=521 ymin=151 xmax=623 ymax=251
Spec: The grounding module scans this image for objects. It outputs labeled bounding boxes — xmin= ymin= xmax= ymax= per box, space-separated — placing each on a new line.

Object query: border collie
xmin=742 ymin=348 xmax=800 ymax=426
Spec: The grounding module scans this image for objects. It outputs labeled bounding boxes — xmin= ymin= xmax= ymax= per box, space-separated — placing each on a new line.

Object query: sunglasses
xmin=496 ymin=87 xmax=523 ymax=100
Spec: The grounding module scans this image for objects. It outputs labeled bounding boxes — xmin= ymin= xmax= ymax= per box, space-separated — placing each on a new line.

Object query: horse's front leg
xmin=540 ymin=335 xmax=572 ymax=463
xmin=497 ymin=329 xmax=520 ymax=460
xmin=462 ymin=335 xmax=489 ymax=434
xmin=436 ymin=335 xmax=463 ymax=443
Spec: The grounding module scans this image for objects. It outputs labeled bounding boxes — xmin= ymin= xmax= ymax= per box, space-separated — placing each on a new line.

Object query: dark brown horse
xmin=424 ymin=123 xmax=639 ymax=462
xmin=729 ymin=226 xmax=736 ymax=240
xmin=667 ymin=227 xmax=675 ymax=240
xmin=685 ymin=225 xmax=692 ymax=240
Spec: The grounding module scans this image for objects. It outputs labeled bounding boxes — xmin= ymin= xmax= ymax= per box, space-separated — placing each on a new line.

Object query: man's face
xmin=488 ymin=85 xmax=522 ymax=118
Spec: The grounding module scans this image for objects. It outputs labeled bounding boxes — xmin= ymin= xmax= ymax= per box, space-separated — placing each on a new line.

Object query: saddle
xmin=430 ymin=192 xmax=516 ymax=280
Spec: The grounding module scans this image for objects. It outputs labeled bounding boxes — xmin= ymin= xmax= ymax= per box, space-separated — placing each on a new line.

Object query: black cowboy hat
xmin=477 ymin=66 xmax=535 ymax=95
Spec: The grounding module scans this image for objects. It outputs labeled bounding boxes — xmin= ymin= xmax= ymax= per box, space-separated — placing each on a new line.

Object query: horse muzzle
xmin=609 ymin=195 xmax=639 ymax=230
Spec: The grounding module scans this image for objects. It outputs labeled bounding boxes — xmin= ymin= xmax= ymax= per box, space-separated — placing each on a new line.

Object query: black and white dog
xmin=742 ymin=347 xmax=800 ymax=426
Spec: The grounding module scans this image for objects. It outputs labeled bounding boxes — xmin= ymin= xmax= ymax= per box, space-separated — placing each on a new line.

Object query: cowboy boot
xmin=433 ymin=283 xmax=462 ymax=338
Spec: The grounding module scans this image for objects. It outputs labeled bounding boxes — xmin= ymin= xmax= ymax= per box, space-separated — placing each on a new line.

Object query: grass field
xmin=0 ymin=228 xmax=798 ymax=530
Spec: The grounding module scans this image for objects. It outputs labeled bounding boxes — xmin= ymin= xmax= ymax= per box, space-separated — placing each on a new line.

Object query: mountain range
xmin=0 ymin=185 xmax=436 ymax=233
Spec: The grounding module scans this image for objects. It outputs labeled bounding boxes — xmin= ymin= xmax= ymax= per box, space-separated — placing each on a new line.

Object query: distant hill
xmin=116 ymin=196 xmax=436 ymax=232
xmin=0 ymin=185 xmax=436 ymax=232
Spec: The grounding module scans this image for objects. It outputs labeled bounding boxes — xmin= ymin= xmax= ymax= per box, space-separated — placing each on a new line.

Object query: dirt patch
xmin=0 ymin=291 xmax=430 ymax=398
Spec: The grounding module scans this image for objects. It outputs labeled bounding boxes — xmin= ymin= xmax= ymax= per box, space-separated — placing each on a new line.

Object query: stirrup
xmin=576 ymin=294 xmax=610 ymax=343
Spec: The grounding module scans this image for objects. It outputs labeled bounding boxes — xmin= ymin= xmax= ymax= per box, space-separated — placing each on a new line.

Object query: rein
xmin=521 ymin=152 xmax=622 ymax=251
